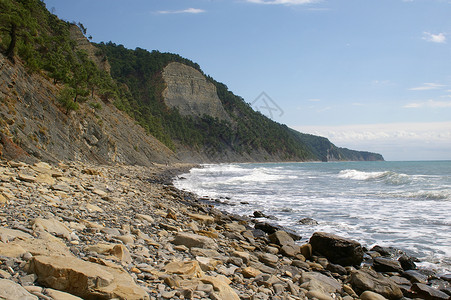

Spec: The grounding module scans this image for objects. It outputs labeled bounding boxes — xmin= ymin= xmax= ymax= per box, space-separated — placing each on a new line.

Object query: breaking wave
xmin=338 ymin=169 xmax=411 ymax=185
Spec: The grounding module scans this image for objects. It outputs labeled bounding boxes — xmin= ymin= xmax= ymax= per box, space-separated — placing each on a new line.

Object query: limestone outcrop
xmin=162 ymin=62 xmax=231 ymax=122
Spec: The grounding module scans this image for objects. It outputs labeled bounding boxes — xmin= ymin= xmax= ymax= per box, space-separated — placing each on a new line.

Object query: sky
xmin=43 ymin=0 xmax=451 ymax=161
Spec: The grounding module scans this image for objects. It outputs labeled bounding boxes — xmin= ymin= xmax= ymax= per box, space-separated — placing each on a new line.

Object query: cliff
xmin=162 ymin=62 xmax=231 ymax=122
xmin=0 ymin=52 xmax=176 ymax=165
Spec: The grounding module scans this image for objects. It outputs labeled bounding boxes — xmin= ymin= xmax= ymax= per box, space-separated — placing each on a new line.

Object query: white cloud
xmin=157 ymin=8 xmax=206 ymax=14
xmin=404 ymin=99 xmax=451 ymax=108
xmin=308 ymin=98 xmax=321 ymax=102
xmin=292 ymin=122 xmax=451 ymax=160
xmin=246 ymin=0 xmax=318 ymax=5
xmin=409 ymin=82 xmax=445 ymax=91
xmin=422 ymin=32 xmax=446 ymax=43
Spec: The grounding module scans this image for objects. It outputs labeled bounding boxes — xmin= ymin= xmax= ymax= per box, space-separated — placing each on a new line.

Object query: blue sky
xmin=43 ymin=0 xmax=451 ymax=161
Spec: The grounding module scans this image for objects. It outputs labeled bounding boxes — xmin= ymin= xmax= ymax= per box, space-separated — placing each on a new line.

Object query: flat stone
xmin=18 ymin=173 xmax=36 ymax=183
xmin=301 ymin=272 xmax=342 ymax=293
xmin=412 ymin=283 xmax=450 ymax=300
xmin=0 ymin=279 xmax=38 ymax=300
xmin=32 ymin=218 xmax=72 ymax=240
xmin=306 ymin=290 xmax=334 ymax=300
xmin=164 ymin=260 xmax=205 ymax=278
xmin=188 ymin=213 xmax=215 ymax=224
xmin=0 ymin=226 xmax=33 ymax=241
xmin=172 ymin=232 xmax=218 ymax=249
xmin=51 ymin=184 xmax=72 ymax=193
xmin=309 ymin=232 xmax=363 ymax=266
xmin=360 ymin=291 xmax=388 ymax=300
xmin=27 ymin=255 xmax=149 ymax=300
xmin=241 ymin=266 xmax=262 ymax=278
xmin=200 ymin=275 xmax=240 ymax=300
xmin=225 ymin=222 xmax=246 ymax=233
xmin=373 ymin=257 xmax=403 ymax=273
xmin=269 ymin=230 xmax=295 ymax=246
xmin=45 ymin=288 xmax=84 ymax=300
xmin=402 ymin=269 xmax=428 ymax=284
xmin=259 ymin=252 xmax=279 ymax=267
xmin=350 ymin=268 xmax=403 ymax=300
xmin=136 ymin=213 xmax=155 ymax=223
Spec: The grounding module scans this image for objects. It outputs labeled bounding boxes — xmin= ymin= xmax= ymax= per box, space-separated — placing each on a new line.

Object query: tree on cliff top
xmin=0 ymin=0 xmax=39 ymax=61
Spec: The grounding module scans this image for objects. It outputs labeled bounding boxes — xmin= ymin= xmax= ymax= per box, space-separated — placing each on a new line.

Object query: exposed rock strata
xmin=162 ymin=62 xmax=231 ymax=122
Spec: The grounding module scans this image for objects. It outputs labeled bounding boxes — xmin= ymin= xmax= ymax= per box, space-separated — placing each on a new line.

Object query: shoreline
xmin=0 ymin=160 xmax=449 ymax=300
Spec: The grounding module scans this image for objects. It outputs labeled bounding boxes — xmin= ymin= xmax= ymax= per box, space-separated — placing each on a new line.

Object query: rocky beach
xmin=0 ymin=159 xmax=450 ymax=300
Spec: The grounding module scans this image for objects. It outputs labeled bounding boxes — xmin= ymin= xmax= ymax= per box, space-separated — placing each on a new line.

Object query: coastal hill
xmin=0 ymin=0 xmax=383 ymax=164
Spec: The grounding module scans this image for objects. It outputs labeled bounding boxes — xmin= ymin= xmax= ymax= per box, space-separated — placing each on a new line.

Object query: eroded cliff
xmin=0 ymin=53 xmax=176 ymax=165
xmin=162 ymin=62 xmax=231 ymax=122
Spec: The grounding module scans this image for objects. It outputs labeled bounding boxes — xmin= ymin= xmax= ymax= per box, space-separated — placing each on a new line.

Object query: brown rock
xmin=269 ymin=230 xmax=295 ymax=246
xmin=241 ymin=266 xmax=262 ymax=278
xmin=27 ymin=255 xmax=149 ymax=300
xmin=411 ymin=283 xmax=450 ymax=300
xmin=32 ymin=218 xmax=72 ymax=240
xmin=360 ymin=291 xmax=389 ymax=300
xmin=350 ymin=268 xmax=403 ymax=300
xmin=188 ymin=213 xmax=215 ymax=225
xmin=172 ymin=232 xmax=218 ymax=249
xmin=200 ymin=275 xmax=240 ymax=300
xmin=164 ymin=260 xmax=205 ymax=278
xmin=0 ymin=279 xmax=38 ymax=300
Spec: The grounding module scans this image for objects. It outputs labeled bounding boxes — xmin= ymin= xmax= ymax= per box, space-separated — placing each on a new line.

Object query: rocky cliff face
xmin=69 ymin=25 xmax=111 ymax=73
xmin=162 ymin=62 xmax=230 ymax=121
xmin=0 ymin=53 xmax=176 ymax=165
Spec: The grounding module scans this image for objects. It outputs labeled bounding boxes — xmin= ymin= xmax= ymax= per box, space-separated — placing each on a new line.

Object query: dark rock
xmin=371 ymin=245 xmax=400 ymax=257
xmin=298 ymin=217 xmax=318 ymax=225
xmin=309 ymin=232 xmax=363 ymax=266
xmin=253 ymin=211 xmax=267 ymax=218
xmin=411 ymin=283 xmax=450 ymax=300
xmin=254 ymin=222 xmax=301 ymax=240
xmin=350 ymin=268 xmax=403 ymax=300
xmin=326 ymin=263 xmax=348 ymax=275
xmin=251 ymin=229 xmax=267 ymax=239
xmin=398 ymin=254 xmax=417 ymax=271
xmin=402 ymin=270 xmax=428 ymax=284
xmin=441 ymin=274 xmax=451 ymax=282
xmin=373 ymin=257 xmax=403 ymax=273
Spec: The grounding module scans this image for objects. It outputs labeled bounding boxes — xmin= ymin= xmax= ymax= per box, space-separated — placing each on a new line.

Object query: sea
xmin=174 ymin=161 xmax=451 ymax=274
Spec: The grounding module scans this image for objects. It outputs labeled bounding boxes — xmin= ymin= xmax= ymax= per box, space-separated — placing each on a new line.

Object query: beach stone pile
xmin=0 ymin=159 xmax=450 ymax=300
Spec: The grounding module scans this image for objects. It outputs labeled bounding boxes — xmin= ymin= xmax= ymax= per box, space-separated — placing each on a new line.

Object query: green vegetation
xmin=0 ymin=0 xmax=117 ymax=113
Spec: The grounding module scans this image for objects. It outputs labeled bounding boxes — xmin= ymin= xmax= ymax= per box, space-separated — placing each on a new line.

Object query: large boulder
xmin=27 ymin=255 xmax=149 ymax=300
xmin=350 ymin=268 xmax=403 ymax=300
xmin=309 ymin=232 xmax=363 ymax=266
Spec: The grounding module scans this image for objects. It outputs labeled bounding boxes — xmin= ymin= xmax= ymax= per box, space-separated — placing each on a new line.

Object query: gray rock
xmin=373 ymin=257 xmax=403 ymax=273
xmin=269 ymin=230 xmax=295 ymax=246
xmin=398 ymin=254 xmax=416 ymax=270
xmin=0 ymin=279 xmax=38 ymax=300
xmin=412 ymin=283 xmax=450 ymax=300
xmin=301 ymin=272 xmax=342 ymax=293
xmin=172 ymin=232 xmax=218 ymax=249
xmin=402 ymin=269 xmax=428 ymax=284
xmin=298 ymin=217 xmax=319 ymax=225
xmin=350 ymin=268 xmax=403 ymax=300
xmin=309 ymin=232 xmax=363 ymax=266
xmin=360 ymin=291 xmax=388 ymax=300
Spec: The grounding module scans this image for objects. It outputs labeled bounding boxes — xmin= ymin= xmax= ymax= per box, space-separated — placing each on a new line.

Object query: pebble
xmin=0 ymin=159 xmax=447 ymax=300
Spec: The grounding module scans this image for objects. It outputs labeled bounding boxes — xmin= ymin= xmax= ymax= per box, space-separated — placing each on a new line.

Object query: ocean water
xmin=174 ymin=161 xmax=451 ymax=274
